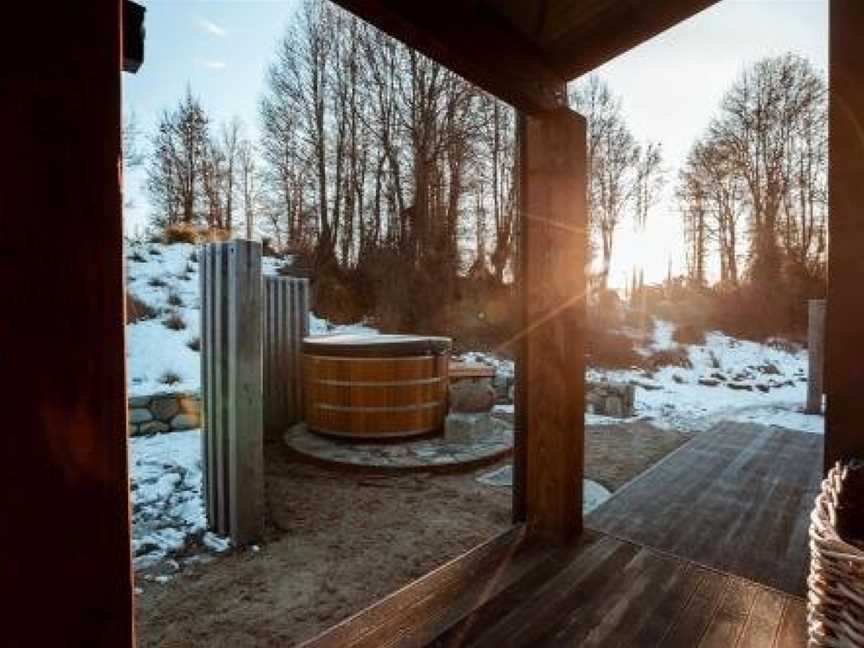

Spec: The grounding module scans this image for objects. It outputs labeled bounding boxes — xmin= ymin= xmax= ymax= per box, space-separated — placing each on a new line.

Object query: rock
xmin=710 ymin=372 xmax=727 ymax=382
xmin=449 ymin=382 xmax=497 ymax=413
xmin=129 ymin=408 xmax=153 ymax=424
xmin=630 ymin=380 xmax=662 ymax=392
xmin=138 ymin=420 xmax=171 ymax=435
xmin=150 ymin=396 xmax=180 ymax=421
xmin=128 ymin=395 xmax=151 ymax=408
xmin=755 ymin=384 xmax=770 ymax=393
xmin=170 ymin=413 xmax=199 ymax=430
xmin=698 ymin=378 xmax=720 ymax=387
xmin=444 ymin=412 xmax=492 ymax=444
xmin=758 ymin=362 xmax=781 ymax=375
xmin=727 ymin=382 xmax=753 ymax=391
xmin=127 ymin=423 xmax=139 ymax=436
xmin=178 ymin=395 xmax=201 ymax=416
xmin=672 ymin=374 xmax=686 ymax=384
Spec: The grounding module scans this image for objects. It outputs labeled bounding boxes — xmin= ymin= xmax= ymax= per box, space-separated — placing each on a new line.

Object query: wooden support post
xmin=0 ymin=2 xmax=133 ymax=644
xmin=516 ymin=107 xmax=587 ymax=543
xmin=264 ymin=275 xmax=310 ymax=440
xmin=826 ymin=0 xmax=864 ymax=470
xmin=201 ymin=240 xmax=264 ymax=544
xmin=806 ymin=299 xmax=826 ymax=415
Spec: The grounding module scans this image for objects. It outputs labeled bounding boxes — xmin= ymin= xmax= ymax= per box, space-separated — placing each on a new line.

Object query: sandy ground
xmin=135 ymin=421 xmax=691 ymax=647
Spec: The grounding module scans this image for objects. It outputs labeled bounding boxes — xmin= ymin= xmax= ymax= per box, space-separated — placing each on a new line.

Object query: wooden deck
xmin=587 ymin=421 xmax=822 ymax=596
xmin=304 ymin=422 xmax=818 ymax=648
xmin=434 ymin=532 xmax=807 ymax=648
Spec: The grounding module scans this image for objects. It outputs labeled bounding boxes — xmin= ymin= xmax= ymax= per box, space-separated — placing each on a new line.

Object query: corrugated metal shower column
xmin=200 ymin=240 xmax=263 ymax=545
xmin=263 ymin=275 xmax=310 ymax=440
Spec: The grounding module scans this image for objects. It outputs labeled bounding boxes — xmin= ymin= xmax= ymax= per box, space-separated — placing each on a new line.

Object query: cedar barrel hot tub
xmin=302 ymin=334 xmax=452 ymax=439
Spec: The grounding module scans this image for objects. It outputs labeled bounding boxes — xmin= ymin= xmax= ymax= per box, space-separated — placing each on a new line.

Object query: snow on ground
xmin=130 ymin=429 xmax=207 ymax=570
xmin=589 ymin=320 xmax=823 ymax=435
xmin=461 ymin=319 xmax=822 ymax=436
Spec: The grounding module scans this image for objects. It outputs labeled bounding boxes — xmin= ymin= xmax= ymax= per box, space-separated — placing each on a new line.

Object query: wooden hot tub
xmin=302 ymin=334 xmax=452 ymax=439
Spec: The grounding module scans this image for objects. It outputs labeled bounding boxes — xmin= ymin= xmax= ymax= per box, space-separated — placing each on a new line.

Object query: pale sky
xmin=124 ymin=0 xmax=828 ymax=288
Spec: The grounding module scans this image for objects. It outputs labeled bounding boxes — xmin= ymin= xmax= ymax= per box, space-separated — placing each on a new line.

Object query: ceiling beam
xmin=330 ymin=0 xmax=566 ymax=114
xmin=546 ymin=0 xmax=722 ymax=80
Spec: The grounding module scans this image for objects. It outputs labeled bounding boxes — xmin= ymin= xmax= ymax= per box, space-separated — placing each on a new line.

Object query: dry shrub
xmin=587 ymin=328 xmax=641 ymax=369
xmin=126 ymin=293 xmax=157 ymax=323
xmin=159 ymin=371 xmax=182 ymax=386
xmin=167 ymin=291 xmax=184 ymax=307
xmin=162 ymin=224 xmax=200 ymax=244
xmin=163 ymin=311 xmax=187 ymax=331
xmin=186 ymin=337 xmax=201 ymax=352
xmin=672 ymin=322 xmax=706 ymax=345
xmin=643 ymin=345 xmax=692 ymax=371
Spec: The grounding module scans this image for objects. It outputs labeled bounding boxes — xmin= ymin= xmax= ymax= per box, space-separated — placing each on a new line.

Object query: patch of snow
xmin=202 ymin=532 xmax=231 ymax=553
xmin=476 ymin=465 xmax=610 ymax=512
xmin=590 ymin=321 xmax=822 ymax=436
xmin=130 ymin=428 xmax=229 ymax=569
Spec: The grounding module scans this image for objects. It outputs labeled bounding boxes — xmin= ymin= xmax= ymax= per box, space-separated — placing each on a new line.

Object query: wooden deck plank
xmin=737 ymin=588 xmax=787 ymax=648
xmin=587 ymin=422 xmax=821 ymax=595
xmin=774 ymin=597 xmax=809 ymax=648
xmin=697 ymin=577 xmax=759 ymax=647
xmin=545 ymin=548 xmax=685 ymax=647
xmin=467 ymin=537 xmax=639 ymax=647
xmin=659 ymin=570 xmax=729 ymax=647
xmin=629 ymin=562 xmax=704 ymax=646
xmin=431 ymin=534 xmax=607 ymax=647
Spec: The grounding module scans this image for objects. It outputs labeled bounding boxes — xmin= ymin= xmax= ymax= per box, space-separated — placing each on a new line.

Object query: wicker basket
xmin=808 ymin=462 xmax=864 ymax=647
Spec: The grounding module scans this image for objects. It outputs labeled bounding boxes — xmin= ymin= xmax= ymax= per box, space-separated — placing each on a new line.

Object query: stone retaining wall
xmin=128 ymin=392 xmax=201 ymax=436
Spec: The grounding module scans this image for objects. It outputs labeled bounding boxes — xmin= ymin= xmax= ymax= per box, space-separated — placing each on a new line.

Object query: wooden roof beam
xmin=329 ymin=0 xmax=567 ymax=113
xmin=547 ymin=0 xmax=721 ymax=80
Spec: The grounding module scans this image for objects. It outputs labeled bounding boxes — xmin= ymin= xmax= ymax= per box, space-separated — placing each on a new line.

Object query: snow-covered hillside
xmin=590 ymin=320 xmax=822 ymax=434
xmin=467 ymin=321 xmax=821 ymax=435
xmin=125 ymin=240 xmax=374 ymax=396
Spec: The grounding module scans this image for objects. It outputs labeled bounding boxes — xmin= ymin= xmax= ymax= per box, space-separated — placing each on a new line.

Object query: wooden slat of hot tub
xmin=309 ymin=405 xmax=445 ymax=438
xmin=304 ymin=354 xmax=446 ymax=382
xmin=308 ymin=380 xmax=445 ymax=408
xmin=304 ymin=354 xmax=449 ymax=438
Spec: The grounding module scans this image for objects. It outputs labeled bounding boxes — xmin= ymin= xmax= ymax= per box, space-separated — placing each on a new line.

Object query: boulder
xmin=170 ymin=413 xmax=199 ymax=430
xmin=128 ymin=395 xmax=151 ymax=408
xmin=727 ymin=382 xmax=753 ymax=392
xmin=129 ymin=408 xmax=153 ymax=424
xmin=150 ymin=395 xmax=180 ymax=421
xmin=449 ymin=381 xmax=497 ymax=413
xmin=178 ymin=395 xmax=201 ymax=416
xmin=138 ymin=420 xmax=171 ymax=435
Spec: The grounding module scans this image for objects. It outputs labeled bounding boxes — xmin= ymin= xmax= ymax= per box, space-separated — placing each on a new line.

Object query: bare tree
xmin=709 ymin=54 xmax=826 ymax=284
xmin=238 ymin=139 xmax=259 ymax=240
xmin=570 ymin=76 xmax=654 ymax=288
